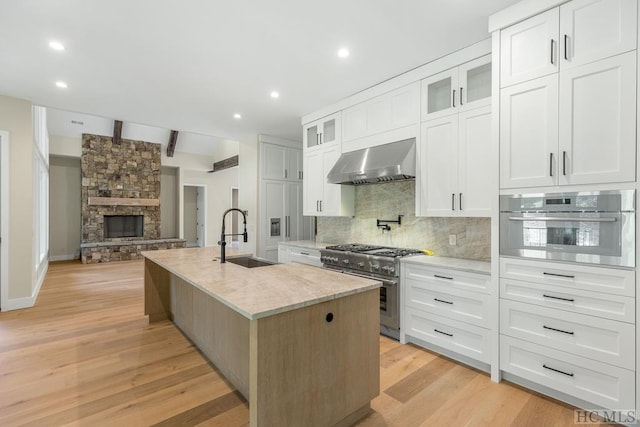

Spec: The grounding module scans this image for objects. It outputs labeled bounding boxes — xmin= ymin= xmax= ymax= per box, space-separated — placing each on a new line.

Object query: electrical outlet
xmin=449 ymin=234 xmax=457 ymax=246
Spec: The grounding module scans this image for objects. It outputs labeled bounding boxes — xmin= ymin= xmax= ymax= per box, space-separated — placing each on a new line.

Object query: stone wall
xmin=81 ymin=134 xmax=161 ymax=243
xmin=316 ymin=181 xmax=491 ymax=260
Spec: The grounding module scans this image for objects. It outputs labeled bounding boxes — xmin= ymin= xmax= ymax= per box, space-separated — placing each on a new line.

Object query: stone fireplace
xmin=80 ymin=134 xmax=184 ymax=263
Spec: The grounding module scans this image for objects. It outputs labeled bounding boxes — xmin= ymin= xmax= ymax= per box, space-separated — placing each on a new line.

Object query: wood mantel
xmin=88 ymin=197 xmax=160 ymax=207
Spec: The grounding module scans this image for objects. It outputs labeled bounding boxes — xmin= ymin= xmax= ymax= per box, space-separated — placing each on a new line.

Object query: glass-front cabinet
xmin=421 ymin=55 xmax=492 ymax=121
xmin=303 ymin=112 xmax=340 ymax=151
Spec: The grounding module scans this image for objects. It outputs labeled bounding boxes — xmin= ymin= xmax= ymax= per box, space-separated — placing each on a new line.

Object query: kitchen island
xmin=143 ymin=247 xmax=381 ymax=427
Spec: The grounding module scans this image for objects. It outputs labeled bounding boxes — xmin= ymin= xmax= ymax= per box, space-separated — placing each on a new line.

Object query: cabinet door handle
xmin=300 ymin=251 xmax=310 ymax=256
xmin=543 ymin=294 xmax=575 ymax=303
xmin=285 ymin=216 xmax=289 ymax=237
xmin=564 ymin=34 xmax=569 ymax=60
xmin=543 ymin=272 xmax=575 ymax=279
xmin=451 ymin=193 xmax=455 ymax=211
xmin=549 ymin=152 xmax=554 ymax=177
xmin=284 ymin=169 xmax=288 ymax=179
xmin=434 ymin=274 xmax=454 ymax=280
xmin=550 ymin=39 xmax=555 ymax=64
xmin=459 ymin=87 xmax=463 ymax=105
xmin=562 ymin=151 xmax=567 ymax=176
xmin=543 ymin=325 xmax=574 ymax=335
xmin=320 ymin=133 xmax=323 ymax=144
xmin=319 ymin=200 xmax=322 ymax=212
xmin=452 ymin=89 xmax=456 ymax=108
xmin=459 ymin=193 xmax=463 ymax=211
xmin=543 ymin=364 xmax=574 ymax=377
xmin=316 ymin=200 xmax=320 ymax=212
xmin=434 ymin=298 xmax=453 ymax=305
xmin=434 ymin=329 xmax=453 ymax=337
xmin=316 ymin=133 xmax=320 ymax=145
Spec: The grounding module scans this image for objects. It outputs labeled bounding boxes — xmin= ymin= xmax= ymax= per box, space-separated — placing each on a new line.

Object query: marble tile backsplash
xmin=316 ymin=181 xmax=491 ymax=260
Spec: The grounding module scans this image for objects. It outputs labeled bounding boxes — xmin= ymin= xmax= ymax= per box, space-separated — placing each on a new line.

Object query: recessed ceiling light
xmin=337 ymin=48 xmax=350 ymax=58
xmin=49 ymin=41 xmax=65 ymax=51
xmin=270 ymin=91 xmax=280 ymax=99
xmin=55 ymin=81 xmax=68 ymax=89
xmin=233 ymin=113 xmax=242 ymax=119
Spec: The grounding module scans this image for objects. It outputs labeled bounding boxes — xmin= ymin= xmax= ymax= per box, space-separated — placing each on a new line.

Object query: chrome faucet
xmin=218 ymin=208 xmax=248 ymax=263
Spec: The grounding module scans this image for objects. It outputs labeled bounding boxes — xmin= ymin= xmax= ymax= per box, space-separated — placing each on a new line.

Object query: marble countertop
xmin=401 ymin=255 xmax=491 ymax=275
xmin=277 ymin=240 xmax=330 ymax=250
xmin=142 ymin=247 xmax=381 ymax=320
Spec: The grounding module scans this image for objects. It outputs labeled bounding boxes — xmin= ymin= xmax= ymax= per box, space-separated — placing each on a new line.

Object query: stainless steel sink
xmin=225 ymin=256 xmax=278 ymax=268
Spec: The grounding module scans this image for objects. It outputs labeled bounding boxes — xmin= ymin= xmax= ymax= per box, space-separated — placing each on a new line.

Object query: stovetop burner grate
xmin=324 ymin=244 xmax=384 ymax=252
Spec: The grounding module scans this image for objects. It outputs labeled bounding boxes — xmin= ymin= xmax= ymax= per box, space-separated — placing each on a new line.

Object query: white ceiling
xmin=0 ymin=0 xmax=521 ymax=145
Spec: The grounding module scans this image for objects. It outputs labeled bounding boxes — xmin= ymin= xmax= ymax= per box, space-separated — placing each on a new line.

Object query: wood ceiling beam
xmin=113 ymin=120 xmax=123 ymax=144
xmin=167 ymin=130 xmax=179 ymax=157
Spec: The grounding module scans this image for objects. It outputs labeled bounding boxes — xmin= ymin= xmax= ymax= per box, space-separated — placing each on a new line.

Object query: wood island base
xmin=144 ymin=257 xmax=380 ymax=426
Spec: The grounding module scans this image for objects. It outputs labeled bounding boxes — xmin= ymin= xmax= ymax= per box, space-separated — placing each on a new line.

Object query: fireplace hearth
xmin=104 ymin=215 xmax=143 ymax=238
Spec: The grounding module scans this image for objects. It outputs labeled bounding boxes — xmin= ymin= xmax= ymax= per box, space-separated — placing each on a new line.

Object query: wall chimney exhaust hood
xmin=327 ymin=138 xmax=416 ymax=185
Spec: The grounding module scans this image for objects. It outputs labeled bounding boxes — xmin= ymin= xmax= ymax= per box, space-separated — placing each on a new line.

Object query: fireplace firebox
xmin=104 ymin=215 xmax=143 ymax=238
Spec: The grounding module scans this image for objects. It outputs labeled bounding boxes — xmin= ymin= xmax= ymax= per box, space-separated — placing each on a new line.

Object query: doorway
xmin=183 ymin=184 xmax=206 ymax=247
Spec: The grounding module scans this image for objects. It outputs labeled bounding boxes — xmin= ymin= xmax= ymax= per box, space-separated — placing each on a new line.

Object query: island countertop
xmin=142 ymin=246 xmax=381 ymax=320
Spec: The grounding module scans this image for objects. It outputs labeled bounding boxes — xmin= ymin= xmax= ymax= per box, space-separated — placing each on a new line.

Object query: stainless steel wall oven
xmin=500 ymin=190 xmax=635 ymax=267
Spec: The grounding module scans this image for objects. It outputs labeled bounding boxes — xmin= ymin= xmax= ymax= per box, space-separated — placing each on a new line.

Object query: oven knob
xmin=381 ymin=266 xmax=390 ymax=273
xmin=389 ymin=266 xmax=395 ymax=274
xmin=342 ymin=259 xmax=350 ymax=265
xmin=357 ymin=262 xmax=365 ymax=268
xmin=372 ymin=264 xmax=380 ymax=271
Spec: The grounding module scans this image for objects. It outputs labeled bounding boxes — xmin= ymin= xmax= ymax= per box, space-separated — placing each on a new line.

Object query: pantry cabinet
xmin=500 ymin=0 xmax=637 ymax=88
xmin=421 ymin=55 xmax=491 ymax=121
xmin=261 ymin=143 xmax=303 ymax=181
xmin=419 ymin=105 xmax=492 ymax=217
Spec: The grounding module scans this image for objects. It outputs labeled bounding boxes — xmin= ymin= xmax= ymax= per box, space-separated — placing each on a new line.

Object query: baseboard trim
xmin=50 ymin=254 xmax=80 ymax=262
xmin=1 ymin=261 xmax=48 ymax=311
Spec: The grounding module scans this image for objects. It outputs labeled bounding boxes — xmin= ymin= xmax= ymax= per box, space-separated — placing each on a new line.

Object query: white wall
xmin=0 ymin=95 xmax=34 ymax=307
xmin=49 ymin=135 xmax=81 ymax=157
xmin=49 ymin=156 xmax=81 ymax=260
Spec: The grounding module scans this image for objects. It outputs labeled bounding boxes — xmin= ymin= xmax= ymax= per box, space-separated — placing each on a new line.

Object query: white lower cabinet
xmin=501 ymin=336 xmax=635 ymax=410
xmin=499 ymin=257 xmax=636 ymax=410
xmin=402 ymin=261 xmax=492 ymax=368
xmin=278 ymin=243 xmax=322 ymax=268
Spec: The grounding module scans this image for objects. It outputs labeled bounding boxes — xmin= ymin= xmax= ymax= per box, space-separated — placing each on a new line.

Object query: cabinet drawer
xmin=288 ymin=248 xmax=322 ymax=268
xmin=501 ymin=278 xmax=635 ymax=323
xmin=404 ymin=264 xmax=491 ymax=294
xmin=404 ymin=307 xmax=490 ymax=363
xmin=501 ymin=300 xmax=635 ymax=370
xmin=406 ymin=279 xmax=490 ymax=328
xmin=500 ymin=257 xmax=635 ymax=297
xmin=501 ymin=336 xmax=635 ymax=410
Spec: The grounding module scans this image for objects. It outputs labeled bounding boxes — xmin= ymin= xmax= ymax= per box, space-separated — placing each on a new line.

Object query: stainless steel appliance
xmin=500 ymin=190 xmax=635 ymax=267
xmin=320 ymin=243 xmax=425 ymax=340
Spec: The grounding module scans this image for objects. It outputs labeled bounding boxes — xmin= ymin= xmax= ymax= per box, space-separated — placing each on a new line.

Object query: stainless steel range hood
xmin=327 ymin=138 xmax=416 ymax=185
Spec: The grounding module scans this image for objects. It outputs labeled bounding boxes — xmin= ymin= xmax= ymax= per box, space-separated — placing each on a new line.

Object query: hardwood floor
xmin=0 ymin=260 xmax=612 ymax=426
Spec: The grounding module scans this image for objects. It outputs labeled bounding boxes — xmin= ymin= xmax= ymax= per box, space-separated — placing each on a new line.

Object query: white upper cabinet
xmin=304 ymin=113 xmax=340 ymax=151
xmin=342 ymin=82 xmax=420 ymax=151
xmin=500 ymin=75 xmax=559 ymax=188
xmin=500 ymin=9 xmax=560 ymax=88
xmin=422 ymin=55 xmax=491 ymax=121
xmin=261 ymin=143 xmax=303 ymax=181
xmin=500 ymin=0 xmax=637 ymax=88
xmin=560 ymin=0 xmax=637 ymax=70
xmin=302 ymin=145 xmax=354 ymax=217
xmin=558 ymin=51 xmax=637 ymax=185
xmin=419 ymin=105 xmax=492 ymax=217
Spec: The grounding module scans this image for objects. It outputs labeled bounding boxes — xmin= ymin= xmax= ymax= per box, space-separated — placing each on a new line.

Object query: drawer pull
xmin=543 ymin=272 xmax=575 ymax=279
xmin=543 ymin=294 xmax=575 ymax=303
xmin=300 ymin=252 xmax=310 ymax=256
xmin=543 ymin=364 xmax=574 ymax=377
xmin=434 ymin=329 xmax=453 ymax=337
xmin=543 ymin=325 xmax=574 ymax=335
xmin=434 ymin=274 xmax=454 ymax=280
xmin=434 ymin=298 xmax=453 ymax=305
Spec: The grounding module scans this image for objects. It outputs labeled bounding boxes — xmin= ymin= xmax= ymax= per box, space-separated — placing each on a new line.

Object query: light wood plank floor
xmin=0 ymin=260 xmax=613 ymax=426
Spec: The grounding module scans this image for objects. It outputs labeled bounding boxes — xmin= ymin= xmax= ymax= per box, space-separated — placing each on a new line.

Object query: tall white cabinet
xmin=499 ymin=0 xmax=638 ymax=189
xmin=259 ymin=140 xmax=311 ymax=262
xmin=491 ymin=0 xmax=639 ymax=417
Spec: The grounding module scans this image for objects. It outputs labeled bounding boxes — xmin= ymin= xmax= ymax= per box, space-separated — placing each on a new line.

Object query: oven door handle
xmin=332 ymin=269 xmax=397 ymax=285
xmin=507 ymin=216 xmax=617 ymax=223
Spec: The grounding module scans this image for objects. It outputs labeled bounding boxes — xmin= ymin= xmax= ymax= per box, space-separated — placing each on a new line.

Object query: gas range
xmin=320 ymin=244 xmax=424 ymax=278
